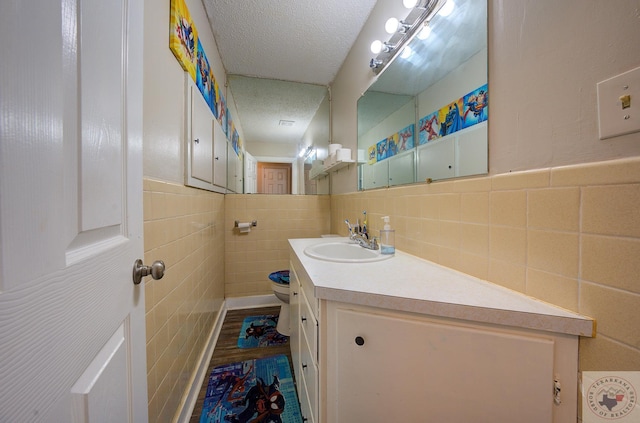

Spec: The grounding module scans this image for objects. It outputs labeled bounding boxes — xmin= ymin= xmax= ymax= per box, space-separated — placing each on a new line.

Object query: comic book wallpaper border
xmin=369 ymin=84 xmax=488 ymax=164
xmin=170 ymin=0 xmax=241 ymax=155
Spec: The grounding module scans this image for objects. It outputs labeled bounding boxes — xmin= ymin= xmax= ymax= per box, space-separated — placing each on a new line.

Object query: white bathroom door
xmin=0 ymin=0 xmax=147 ymax=422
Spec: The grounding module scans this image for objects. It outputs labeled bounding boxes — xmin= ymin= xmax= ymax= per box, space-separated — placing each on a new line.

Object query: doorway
xmin=258 ymin=162 xmax=292 ymax=194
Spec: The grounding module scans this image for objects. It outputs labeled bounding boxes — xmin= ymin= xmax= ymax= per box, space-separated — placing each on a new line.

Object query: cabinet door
xmin=327 ymin=306 xmax=555 ymax=423
xmin=290 ymin=266 xmax=301 ymax=384
xmin=456 ymin=121 xmax=488 ymax=177
xmin=226 ymin=145 xmax=237 ymax=192
xmin=212 ymin=120 xmax=227 ymax=188
xmin=417 ymin=137 xmax=455 ymax=181
xmin=372 ymin=161 xmax=389 ymax=188
xmin=388 ymin=150 xmax=415 ymax=186
xmin=190 ymin=86 xmax=213 ymax=183
xmin=363 ymin=161 xmax=390 ymax=190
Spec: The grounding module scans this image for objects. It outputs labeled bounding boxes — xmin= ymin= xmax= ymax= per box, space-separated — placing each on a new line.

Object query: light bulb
xmin=400 ymin=46 xmax=412 ymax=59
xmin=385 ymin=17 xmax=399 ymax=34
xmin=403 ymin=0 xmax=418 ymax=8
xmin=439 ymin=0 xmax=455 ymax=16
xmin=370 ymin=40 xmax=383 ymax=54
xmin=417 ymin=25 xmax=431 ymax=40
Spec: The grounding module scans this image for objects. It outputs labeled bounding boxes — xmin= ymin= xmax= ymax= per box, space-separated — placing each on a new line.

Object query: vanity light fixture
xmin=298 ymin=145 xmax=314 ymax=159
xmin=369 ymin=0 xmax=448 ymax=75
xmin=417 ymin=24 xmax=431 ymax=40
xmin=438 ymin=0 xmax=455 ymax=16
xmin=400 ymin=45 xmax=413 ymax=59
xmin=403 ymin=0 xmax=441 ymax=9
xmin=385 ymin=17 xmax=411 ymax=34
xmin=369 ymin=59 xmax=383 ymax=69
xmin=370 ymin=40 xmax=395 ymax=54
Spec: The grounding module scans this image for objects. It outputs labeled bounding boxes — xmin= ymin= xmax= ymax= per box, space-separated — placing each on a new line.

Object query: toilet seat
xmin=268 ymin=270 xmax=289 ymax=285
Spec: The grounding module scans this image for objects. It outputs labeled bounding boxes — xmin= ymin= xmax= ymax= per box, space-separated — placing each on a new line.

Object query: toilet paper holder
xmin=234 ymin=220 xmax=257 ymax=228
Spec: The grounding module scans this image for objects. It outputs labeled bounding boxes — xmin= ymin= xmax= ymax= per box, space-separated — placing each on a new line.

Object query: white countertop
xmin=289 ymin=238 xmax=594 ymax=337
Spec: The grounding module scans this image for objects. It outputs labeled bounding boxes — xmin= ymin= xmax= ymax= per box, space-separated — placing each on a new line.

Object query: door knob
xmin=133 ymin=259 xmax=165 ymax=285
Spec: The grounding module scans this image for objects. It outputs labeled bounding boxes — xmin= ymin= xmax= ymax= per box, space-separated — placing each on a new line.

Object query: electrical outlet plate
xmin=597 ymin=66 xmax=640 ymax=140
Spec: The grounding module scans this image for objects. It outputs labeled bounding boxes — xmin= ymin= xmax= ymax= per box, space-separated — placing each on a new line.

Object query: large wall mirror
xmin=358 ymin=0 xmax=487 ymax=190
xmin=227 ymin=76 xmax=330 ymax=195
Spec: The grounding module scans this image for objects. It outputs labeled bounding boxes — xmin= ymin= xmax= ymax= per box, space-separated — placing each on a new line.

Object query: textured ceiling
xmin=228 ymin=75 xmax=328 ymax=154
xmin=203 ymin=0 xmax=378 ymax=86
xmin=202 ymin=0 xmax=378 ymax=159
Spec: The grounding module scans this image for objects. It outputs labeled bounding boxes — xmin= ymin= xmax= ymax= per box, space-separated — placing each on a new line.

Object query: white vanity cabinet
xmin=288 ymin=238 xmax=594 ymax=423
xmin=289 ymin=264 xmax=320 ymax=423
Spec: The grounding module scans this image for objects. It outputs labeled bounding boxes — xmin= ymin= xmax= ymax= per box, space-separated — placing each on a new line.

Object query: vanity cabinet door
xmin=326 ymin=303 xmax=555 ymax=423
xmin=291 ymin=259 xmax=320 ymax=423
xmin=300 ymin=332 xmax=318 ymax=423
xmin=289 ymin=265 xmax=301 ymax=383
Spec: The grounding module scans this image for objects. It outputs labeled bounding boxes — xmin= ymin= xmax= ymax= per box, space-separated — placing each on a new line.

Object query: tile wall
xmin=331 ymin=157 xmax=640 ymax=372
xmin=224 ymin=194 xmax=331 ymax=296
xmin=143 ymin=158 xmax=639 ymax=422
xmin=143 ymin=179 xmax=225 ymax=423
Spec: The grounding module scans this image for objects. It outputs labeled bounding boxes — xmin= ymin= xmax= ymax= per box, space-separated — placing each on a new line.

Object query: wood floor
xmin=188 ymin=306 xmax=294 ymax=423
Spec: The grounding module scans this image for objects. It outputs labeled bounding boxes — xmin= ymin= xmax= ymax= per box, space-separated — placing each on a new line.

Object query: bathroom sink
xmin=303 ymin=242 xmax=393 ymax=263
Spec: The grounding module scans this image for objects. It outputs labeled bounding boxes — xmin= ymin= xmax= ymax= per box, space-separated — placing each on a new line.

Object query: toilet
xmin=269 ymin=270 xmax=290 ymax=336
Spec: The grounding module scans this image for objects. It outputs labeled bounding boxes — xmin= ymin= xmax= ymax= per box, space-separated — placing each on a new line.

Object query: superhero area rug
xmin=199 ymin=354 xmax=302 ymax=423
xmin=237 ymin=315 xmax=289 ymax=349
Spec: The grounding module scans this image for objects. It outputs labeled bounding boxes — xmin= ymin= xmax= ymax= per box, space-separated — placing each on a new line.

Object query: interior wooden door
xmin=258 ymin=162 xmax=292 ymax=194
xmin=0 ymin=0 xmax=148 ymax=421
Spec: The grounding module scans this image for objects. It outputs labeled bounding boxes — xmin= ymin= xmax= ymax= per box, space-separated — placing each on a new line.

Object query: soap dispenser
xmin=380 ymin=216 xmax=395 ymax=255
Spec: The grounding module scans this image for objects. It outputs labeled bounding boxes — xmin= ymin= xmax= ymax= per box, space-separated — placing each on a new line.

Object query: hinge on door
xmin=553 ymin=376 xmax=562 ymax=405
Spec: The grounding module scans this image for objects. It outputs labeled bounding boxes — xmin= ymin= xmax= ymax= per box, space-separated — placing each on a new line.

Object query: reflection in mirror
xmin=358 ymin=0 xmax=487 ymax=190
xmin=227 ymin=75 xmax=330 ymax=195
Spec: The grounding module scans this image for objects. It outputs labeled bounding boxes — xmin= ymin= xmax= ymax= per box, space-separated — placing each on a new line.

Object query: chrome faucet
xmin=345 ymin=218 xmax=379 ymax=250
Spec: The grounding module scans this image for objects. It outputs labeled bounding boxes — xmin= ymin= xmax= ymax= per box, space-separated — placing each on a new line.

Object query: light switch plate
xmin=597 ymin=66 xmax=640 ymax=140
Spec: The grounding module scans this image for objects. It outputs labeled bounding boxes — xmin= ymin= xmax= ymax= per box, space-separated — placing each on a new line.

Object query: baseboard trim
xmin=175 ymin=302 xmax=228 ymax=423
xmin=174 ymin=294 xmax=281 ymax=423
xmin=225 ymin=294 xmax=280 ymax=310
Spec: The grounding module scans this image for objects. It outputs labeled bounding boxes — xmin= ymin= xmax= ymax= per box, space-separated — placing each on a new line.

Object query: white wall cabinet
xmin=417 ymin=137 xmax=455 ymax=181
xmin=213 ymin=121 xmax=227 ymax=188
xmin=417 ymin=121 xmax=488 ymax=182
xmin=185 ymin=77 xmax=227 ymax=193
xmin=189 ymin=84 xmax=213 ymax=184
xmin=388 ymin=150 xmax=415 ymax=186
xmin=362 ymin=160 xmax=389 ymax=190
xmin=456 ymin=122 xmax=488 ymax=177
